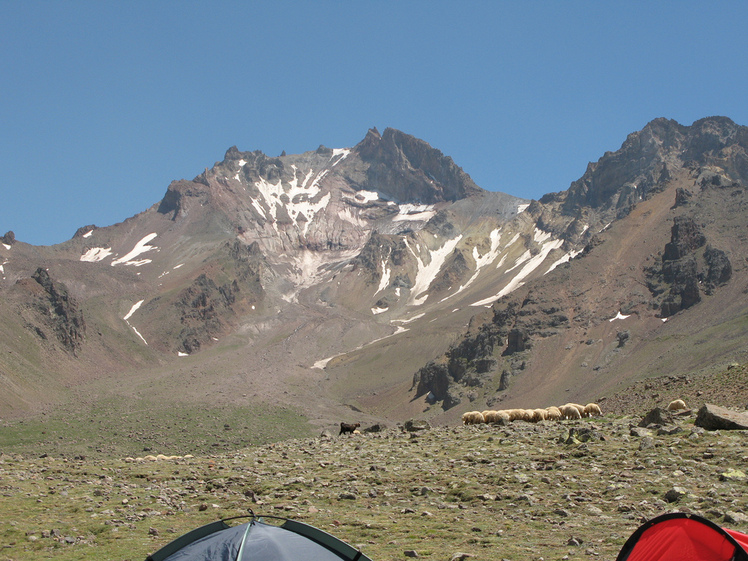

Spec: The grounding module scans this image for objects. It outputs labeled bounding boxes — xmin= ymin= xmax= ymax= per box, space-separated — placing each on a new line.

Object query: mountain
xmin=1 ymin=117 xmax=747 ymax=440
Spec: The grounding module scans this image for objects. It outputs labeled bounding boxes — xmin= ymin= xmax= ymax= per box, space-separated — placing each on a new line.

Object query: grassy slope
xmin=3 ymin=365 xmax=748 ymax=560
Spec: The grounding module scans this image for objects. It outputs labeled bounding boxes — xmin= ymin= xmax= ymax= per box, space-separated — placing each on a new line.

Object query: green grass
xmin=0 ymin=398 xmax=314 ymax=459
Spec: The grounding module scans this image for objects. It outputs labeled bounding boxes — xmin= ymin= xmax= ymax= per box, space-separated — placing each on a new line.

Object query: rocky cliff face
xmin=18 ymin=268 xmax=86 ymax=354
xmin=414 ymin=116 xmax=748 ymax=412
xmin=645 ymin=216 xmax=732 ymax=317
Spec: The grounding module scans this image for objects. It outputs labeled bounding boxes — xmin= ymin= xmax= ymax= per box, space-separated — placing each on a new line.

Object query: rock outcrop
xmin=695 ymin=403 xmax=748 ymax=430
xmin=29 ymin=268 xmax=86 ymax=353
xmin=646 ymin=216 xmax=731 ymax=317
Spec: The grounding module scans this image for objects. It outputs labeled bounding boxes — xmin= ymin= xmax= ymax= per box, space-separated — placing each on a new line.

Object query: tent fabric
xmin=617 ymin=513 xmax=748 ymax=561
xmin=146 ymin=515 xmax=373 ymax=561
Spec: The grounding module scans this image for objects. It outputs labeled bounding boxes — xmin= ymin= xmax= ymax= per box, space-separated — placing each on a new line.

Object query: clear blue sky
xmin=2 ymin=1 xmax=747 ymax=246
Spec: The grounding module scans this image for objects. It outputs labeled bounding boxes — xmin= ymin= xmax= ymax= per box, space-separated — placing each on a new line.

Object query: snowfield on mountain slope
xmin=471 ymin=228 xmax=564 ymax=307
xmin=408 ymin=235 xmax=464 ymax=306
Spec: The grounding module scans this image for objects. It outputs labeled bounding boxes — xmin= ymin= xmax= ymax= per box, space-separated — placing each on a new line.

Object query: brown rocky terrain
xmin=3 ymin=363 xmax=748 ymax=561
xmin=411 ymin=117 xmax=748 ymax=426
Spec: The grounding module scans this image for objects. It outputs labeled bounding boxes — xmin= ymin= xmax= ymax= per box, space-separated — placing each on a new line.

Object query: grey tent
xmin=145 ymin=513 xmax=374 ymax=561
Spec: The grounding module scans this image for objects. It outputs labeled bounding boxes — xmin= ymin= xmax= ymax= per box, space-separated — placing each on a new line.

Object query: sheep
xmin=569 ymin=403 xmax=586 ymax=416
xmin=532 ymin=408 xmax=548 ymax=422
xmin=519 ymin=409 xmax=535 ymax=422
xmin=339 ymin=422 xmax=360 ymax=435
xmin=462 ymin=411 xmax=485 ymax=425
xmin=495 ymin=410 xmax=511 ymax=423
xmin=559 ymin=404 xmax=582 ymax=420
xmin=545 ymin=406 xmax=562 ymax=421
xmin=501 ymin=409 xmax=521 ymax=421
xmin=482 ymin=410 xmax=498 ymax=423
xmin=584 ymin=403 xmax=603 ymax=417
xmin=667 ymin=399 xmax=687 ymax=411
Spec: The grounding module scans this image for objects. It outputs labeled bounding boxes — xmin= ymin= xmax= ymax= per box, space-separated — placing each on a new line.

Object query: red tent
xmin=617 ymin=513 xmax=748 ymax=561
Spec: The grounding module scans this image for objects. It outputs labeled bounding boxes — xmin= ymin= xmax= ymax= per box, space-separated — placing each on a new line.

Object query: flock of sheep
xmin=462 ymin=402 xmax=602 ymax=425
xmin=463 ymin=398 xmax=689 ymax=426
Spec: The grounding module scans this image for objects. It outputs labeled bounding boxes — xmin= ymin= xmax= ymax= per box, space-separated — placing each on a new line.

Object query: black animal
xmin=339 ymin=422 xmax=360 ymax=435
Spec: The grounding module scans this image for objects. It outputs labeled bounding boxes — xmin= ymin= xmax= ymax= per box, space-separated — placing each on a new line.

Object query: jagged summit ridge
xmin=556 ymin=116 xmax=748 ymax=217
xmin=2 ymin=116 xmax=748 ymax=437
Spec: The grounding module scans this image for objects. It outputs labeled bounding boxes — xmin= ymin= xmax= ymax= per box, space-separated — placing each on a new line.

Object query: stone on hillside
xmin=719 ymin=469 xmax=746 ymax=482
xmin=630 ymin=427 xmax=652 ymax=437
xmin=563 ymin=427 xmax=604 ymax=444
xmin=363 ymin=423 xmax=387 ymax=433
xmin=638 ymin=437 xmax=655 ymax=451
xmin=724 ymin=511 xmax=748 ymax=525
xmin=450 ymin=554 xmax=475 ymax=561
xmin=695 ymin=404 xmax=748 ymax=430
xmin=404 ymin=419 xmax=430 ymax=432
xmin=664 ymin=486 xmax=688 ymax=503
xmin=657 ymin=426 xmax=684 ymax=436
xmin=639 ymin=407 xmax=673 ymax=427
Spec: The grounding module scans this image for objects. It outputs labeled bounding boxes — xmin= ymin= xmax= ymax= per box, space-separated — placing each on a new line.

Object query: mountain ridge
xmin=0 ymin=117 xmax=746 ymax=439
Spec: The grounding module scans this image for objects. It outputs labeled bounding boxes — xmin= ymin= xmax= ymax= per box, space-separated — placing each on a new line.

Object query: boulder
xmin=403 ymin=419 xmax=431 ymax=432
xmin=363 ymin=423 xmax=387 ymax=433
xmin=639 ymin=407 xmax=673 ymax=427
xmin=695 ymin=403 xmax=748 ymax=430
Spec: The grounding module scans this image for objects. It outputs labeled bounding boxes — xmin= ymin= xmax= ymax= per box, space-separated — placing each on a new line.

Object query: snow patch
xmin=343 ymin=189 xmax=379 ymax=204
xmin=609 ymin=311 xmax=630 ymax=322
xmin=545 ymin=249 xmax=582 ymax=274
xmin=123 ymin=299 xmax=144 ymax=321
xmin=371 ymin=306 xmax=388 ymax=315
xmin=330 ymin=148 xmax=351 ymax=166
xmin=238 ymin=159 xmax=247 ymax=167
xmin=533 ymin=227 xmax=552 ymax=244
xmin=409 ymin=235 xmax=463 ymax=306
xmin=123 ymin=299 xmax=148 ymax=345
xmin=82 ymin=230 xmax=93 ymax=238
xmin=253 ymin=172 xmax=331 ymax=235
xmin=129 ymin=325 xmax=148 ymax=345
xmin=337 ymin=207 xmax=366 ymax=227
xmin=111 ymin=233 xmax=158 ymax=266
xmin=80 ymin=247 xmax=113 ymax=263
xmin=312 ymin=325 xmax=410 ymax=370
xmin=517 ymin=203 xmax=530 ymax=213
xmin=449 ymin=228 xmax=504 ymax=297
xmin=393 ymin=203 xmax=437 ymax=223
xmin=2 ymin=243 xmax=11 ymax=250
xmin=375 ymin=253 xmax=391 ymax=295
xmin=471 ymin=233 xmax=563 ymax=307
xmin=357 ymin=190 xmax=379 ymax=203
xmin=177 ymin=351 xmax=189 ymax=357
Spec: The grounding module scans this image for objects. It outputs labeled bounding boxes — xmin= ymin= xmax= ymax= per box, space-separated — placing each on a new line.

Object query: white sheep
xmin=495 ymin=410 xmax=511 ymax=423
xmin=532 ymin=408 xmax=548 ymax=422
xmin=584 ymin=403 xmax=603 ymax=417
xmin=504 ymin=409 xmax=525 ymax=421
xmin=462 ymin=411 xmax=485 ymax=425
xmin=666 ymin=399 xmax=687 ymax=411
xmin=560 ymin=404 xmax=582 ymax=420
xmin=545 ymin=406 xmax=562 ymax=421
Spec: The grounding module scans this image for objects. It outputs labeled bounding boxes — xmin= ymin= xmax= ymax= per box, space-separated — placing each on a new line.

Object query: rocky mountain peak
xmin=555 ymin=116 xmax=748 ymax=222
xmin=354 ymin=127 xmax=483 ymax=204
